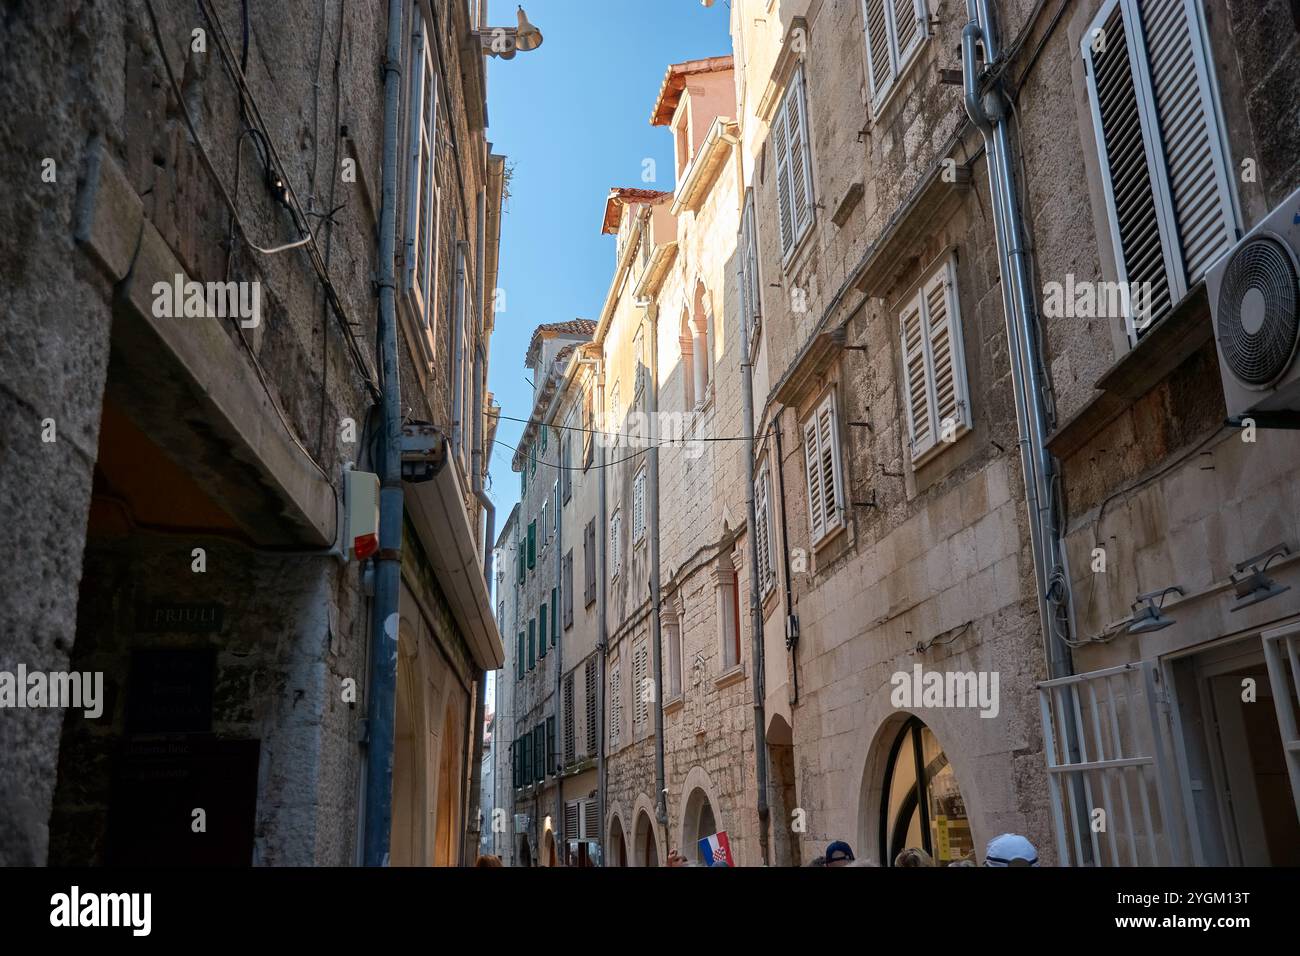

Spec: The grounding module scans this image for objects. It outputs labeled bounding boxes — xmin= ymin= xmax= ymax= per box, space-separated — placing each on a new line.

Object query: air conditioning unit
xmin=1208 ymin=185 xmax=1300 ymax=422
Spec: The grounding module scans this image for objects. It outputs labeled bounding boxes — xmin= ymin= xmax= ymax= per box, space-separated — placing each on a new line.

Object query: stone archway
xmin=608 ymin=813 xmax=629 ymax=867
xmin=632 ymin=792 xmax=662 ymax=867
xmin=677 ymin=765 xmax=725 ymax=863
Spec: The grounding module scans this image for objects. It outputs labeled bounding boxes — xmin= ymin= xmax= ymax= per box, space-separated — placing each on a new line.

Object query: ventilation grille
xmin=1216 ymin=235 xmax=1300 ymax=387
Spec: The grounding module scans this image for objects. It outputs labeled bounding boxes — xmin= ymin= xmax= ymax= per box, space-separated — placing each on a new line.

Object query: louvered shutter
xmin=517 ymin=632 xmax=525 ymax=680
xmin=816 ymin=397 xmax=841 ymax=535
xmin=804 ymin=417 xmax=826 ymax=543
xmin=563 ymin=673 xmax=576 ymax=764
xmin=582 ymin=798 xmax=599 ymax=841
xmin=743 ymin=191 xmax=761 ymax=333
xmin=900 ymin=292 xmax=933 ymax=456
xmin=787 ymin=68 xmax=814 ymax=244
xmin=563 ymin=552 xmax=574 ymax=628
xmin=633 ymin=643 xmax=648 ymax=732
xmin=863 ymin=0 xmax=895 ymax=107
xmin=609 ymin=666 xmax=621 ymax=746
xmin=773 ymin=94 xmax=795 ymax=255
xmin=584 ymin=520 xmax=596 ymax=606
xmin=924 ymin=264 xmax=970 ymax=439
xmin=539 ymin=604 xmax=547 ymax=658
xmin=547 ymin=716 xmax=556 ymax=774
xmin=585 ymin=658 xmax=598 ymax=757
xmin=565 ymin=800 xmax=580 ymax=839
xmin=755 ymin=469 xmax=774 ymax=593
xmin=893 ymin=0 xmax=926 ymax=68
xmin=633 ymin=470 xmax=646 ymax=542
xmin=551 ymin=588 xmax=558 ymax=645
xmin=1135 ymin=0 xmax=1236 ymax=283
xmin=610 ymin=513 xmax=621 ymax=577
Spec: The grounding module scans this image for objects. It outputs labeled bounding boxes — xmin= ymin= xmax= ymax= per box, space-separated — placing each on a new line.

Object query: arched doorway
xmin=541 ymin=829 xmax=557 ymax=867
xmin=517 ymin=835 xmax=532 ymax=867
xmin=634 ymin=810 xmax=658 ymax=867
xmin=878 ymin=716 xmax=973 ymax=866
xmin=681 ymin=787 xmax=719 ymax=863
xmin=608 ymin=815 xmax=628 ymax=867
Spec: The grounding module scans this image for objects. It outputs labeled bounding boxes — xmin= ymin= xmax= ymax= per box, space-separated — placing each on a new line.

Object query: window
xmin=563 ymin=551 xmax=574 ymax=629
xmin=879 ymin=716 xmax=973 ymax=866
xmin=541 ymin=424 xmax=548 ymax=454
xmin=521 ymin=467 xmax=526 ymax=497
xmin=539 ymin=604 xmax=547 ymax=658
xmin=755 ymin=465 xmax=776 ymax=596
xmin=716 ymin=559 xmax=742 ymax=671
xmin=582 ymin=388 xmax=594 ymax=469
xmin=563 ymin=672 xmax=576 ymax=765
xmin=517 ymin=542 xmax=525 ymax=585
xmin=899 ymin=255 xmax=971 ymax=464
xmin=862 ymin=0 xmax=928 ymax=112
xmin=585 ymin=657 xmax=598 ymax=757
xmin=803 ymin=391 xmax=845 ymax=545
xmin=528 ymin=618 xmax=536 ymax=670
xmin=562 ymin=431 xmax=573 ymax=502
xmin=583 ymin=519 xmax=597 ymax=607
xmin=773 ymin=65 xmax=815 ymax=260
xmin=609 ymin=509 xmax=622 ymax=579
xmin=404 ymin=10 xmax=441 ymax=335
xmin=609 ymin=380 xmax=621 ymax=446
xmin=665 ymin=601 xmax=683 ymax=701
xmin=530 ymin=447 xmax=536 ymax=478
xmin=1082 ymin=0 xmax=1237 ymax=340
xmin=632 ymin=467 xmax=647 ymax=545
xmin=546 ymin=716 xmax=556 ymax=775
xmin=527 ymin=521 xmax=536 ymax=569
xmin=539 ymin=498 xmax=549 ymax=551
xmin=516 ymin=631 xmax=525 ymax=680
xmin=633 ymin=325 xmax=647 ymax=397
xmin=679 ymin=311 xmax=697 ymax=410
xmin=534 ymin=723 xmax=545 ymax=783
xmin=551 ymin=482 xmax=559 ymax=540
xmin=633 ymin=641 xmax=650 ymax=735
xmin=550 ymin=588 xmax=558 ymax=645
xmin=609 ymin=661 xmax=622 ymax=748
xmin=739 ymin=188 xmax=762 ymax=344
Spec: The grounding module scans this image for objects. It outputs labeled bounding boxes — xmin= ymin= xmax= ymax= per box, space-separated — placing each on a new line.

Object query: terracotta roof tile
xmin=526 ymin=319 xmax=595 ymax=366
xmin=601 ymin=187 xmax=672 ymax=234
xmin=649 ymin=55 xmax=733 ymax=127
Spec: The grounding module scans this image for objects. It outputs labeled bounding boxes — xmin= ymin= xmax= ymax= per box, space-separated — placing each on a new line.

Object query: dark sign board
xmin=126 ymin=648 xmax=216 ymax=734
xmin=137 ymin=603 xmax=224 ymax=633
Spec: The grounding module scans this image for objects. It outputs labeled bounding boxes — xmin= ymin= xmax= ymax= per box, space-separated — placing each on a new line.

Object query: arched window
xmin=691 ymin=282 xmax=712 ymax=406
xmin=679 ymin=309 xmax=695 ymax=410
xmin=879 ymin=716 xmax=974 ymax=866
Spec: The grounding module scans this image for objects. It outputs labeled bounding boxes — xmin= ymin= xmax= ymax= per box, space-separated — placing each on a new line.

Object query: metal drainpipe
xmin=452 ymin=241 xmax=468 ymax=461
xmin=646 ymin=298 xmax=669 ymax=841
xmin=465 ymin=187 xmax=494 ymax=864
xmin=554 ymin=409 xmax=565 ymax=859
xmin=723 ymin=124 xmax=770 ymax=864
xmin=738 ymin=274 xmax=770 ymax=867
xmin=963 ymin=0 xmax=1089 ymax=862
xmin=363 ymin=0 xmax=406 ymax=867
xmin=595 ymin=360 xmax=608 ymax=865
xmin=961 ymin=0 xmax=1072 ymax=683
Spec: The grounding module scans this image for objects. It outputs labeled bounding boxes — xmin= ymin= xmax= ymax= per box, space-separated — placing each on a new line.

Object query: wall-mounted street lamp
xmin=1127 ymin=586 xmax=1184 ymax=634
xmin=1230 ymin=543 xmax=1291 ymax=612
xmin=477 ymin=6 xmax=543 ymax=59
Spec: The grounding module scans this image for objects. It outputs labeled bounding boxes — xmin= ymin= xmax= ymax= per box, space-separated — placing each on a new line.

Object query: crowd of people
xmin=471 ymin=832 xmax=1040 ymax=867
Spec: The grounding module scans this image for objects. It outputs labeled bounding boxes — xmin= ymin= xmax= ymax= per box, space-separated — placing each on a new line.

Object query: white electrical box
xmin=345 ymin=469 xmax=380 ymax=560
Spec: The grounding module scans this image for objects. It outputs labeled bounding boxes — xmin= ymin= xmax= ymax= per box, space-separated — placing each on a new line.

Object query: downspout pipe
xmin=363 ymin=0 xmax=406 ymax=867
xmin=452 ymin=241 xmax=468 ymax=461
xmin=961 ymin=0 xmax=1072 ymax=683
xmin=466 ymin=191 xmax=494 ymax=865
xmin=646 ymin=300 xmax=668 ymax=838
xmin=739 ymin=277 xmax=770 ymax=867
xmin=554 ymin=409 xmax=565 ymax=855
xmin=963 ymin=0 xmax=1088 ymax=863
xmin=594 ymin=361 xmax=608 ymax=864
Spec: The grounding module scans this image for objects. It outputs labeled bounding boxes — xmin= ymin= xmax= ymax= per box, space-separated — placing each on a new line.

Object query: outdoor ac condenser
xmin=1207 ymin=184 xmax=1300 ymax=422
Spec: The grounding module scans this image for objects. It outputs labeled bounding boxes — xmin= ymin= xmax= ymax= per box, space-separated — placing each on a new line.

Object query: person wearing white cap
xmin=982 ymin=833 xmax=1040 ymax=866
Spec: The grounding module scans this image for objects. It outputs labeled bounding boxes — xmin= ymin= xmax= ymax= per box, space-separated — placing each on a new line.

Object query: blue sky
xmin=483 ymin=0 xmax=733 ymax=523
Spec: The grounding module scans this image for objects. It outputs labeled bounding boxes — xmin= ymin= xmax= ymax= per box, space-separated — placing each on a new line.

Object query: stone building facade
xmin=0 ymin=0 xmax=505 ymax=866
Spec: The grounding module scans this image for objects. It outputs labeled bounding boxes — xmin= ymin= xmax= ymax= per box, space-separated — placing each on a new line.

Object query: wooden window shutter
xmin=539 ymin=604 xmax=547 ymax=657
xmin=585 ymin=657 xmax=598 ymax=757
xmin=609 ymin=664 xmax=621 ymax=747
xmin=773 ymin=89 xmax=795 ymax=256
xmin=893 ymin=0 xmax=926 ymax=71
xmin=517 ymin=632 xmax=525 ymax=680
xmin=564 ymin=800 xmax=580 ymax=838
xmin=546 ymin=716 xmax=556 ymax=774
xmin=563 ymin=551 xmax=574 ymax=628
xmin=563 ymin=673 xmax=576 ymax=765
xmin=816 ymin=396 xmax=841 ymax=535
xmin=528 ymin=618 xmax=535 ymax=669
xmin=551 ymin=587 xmax=558 ymax=645
xmin=743 ymin=190 xmax=762 ymax=332
xmin=863 ymin=0 xmax=895 ymax=108
xmin=527 ymin=521 xmax=536 ymax=568
xmin=633 ymin=642 xmax=649 ymax=732
xmin=924 ymin=261 xmax=971 ymax=438
xmin=787 ymin=67 xmax=814 ymax=244
xmin=803 ymin=416 xmax=826 ymax=543
xmin=900 ymin=291 xmax=933 ymax=456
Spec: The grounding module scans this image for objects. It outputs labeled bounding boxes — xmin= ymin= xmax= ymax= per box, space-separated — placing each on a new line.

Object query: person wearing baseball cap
xmin=824 ymin=841 xmax=855 ymax=866
xmin=982 ymin=833 xmax=1039 ymax=866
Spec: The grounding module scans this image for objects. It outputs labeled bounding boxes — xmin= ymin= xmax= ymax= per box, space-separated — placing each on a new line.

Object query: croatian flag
xmin=698 ymin=830 xmax=733 ymax=867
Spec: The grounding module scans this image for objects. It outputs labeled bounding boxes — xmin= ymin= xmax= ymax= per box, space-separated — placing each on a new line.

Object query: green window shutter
xmin=536 ymin=725 xmax=545 ymax=782
xmin=551 ymin=588 xmax=558 ymax=646
xmin=528 ymin=619 xmax=536 ymax=669
xmin=516 ymin=632 xmax=525 ymax=679
xmin=547 ymin=715 xmax=556 ymax=775
xmin=521 ymin=467 xmax=526 ymax=496
xmin=518 ymin=546 xmax=525 ymax=584
xmin=528 ymin=522 xmax=536 ymax=569
xmin=539 ymin=604 xmax=547 ymax=657
xmin=541 ymin=425 xmax=548 ymax=453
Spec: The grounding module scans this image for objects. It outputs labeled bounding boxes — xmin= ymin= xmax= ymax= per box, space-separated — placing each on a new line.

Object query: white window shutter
xmin=863 ymin=0 xmax=895 ymax=108
xmin=803 ymin=417 xmax=825 ymax=543
xmin=633 ymin=471 xmax=645 ymax=542
xmin=924 ymin=262 xmax=970 ymax=439
xmin=1135 ymin=0 xmax=1236 ymax=283
xmin=817 ymin=397 xmax=841 ymax=534
xmin=772 ymin=95 xmax=795 ymax=256
xmin=744 ymin=191 xmax=761 ymax=330
xmin=403 ymin=26 xmax=425 ymax=297
xmin=899 ymin=293 xmax=933 ymax=457
xmin=609 ymin=666 xmax=621 ymax=746
xmin=894 ymin=0 xmax=926 ymax=68
xmin=756 ymin=469 xmax=774 ymax=593
xmin=787 ymin=68 xmax=814 ymax=244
